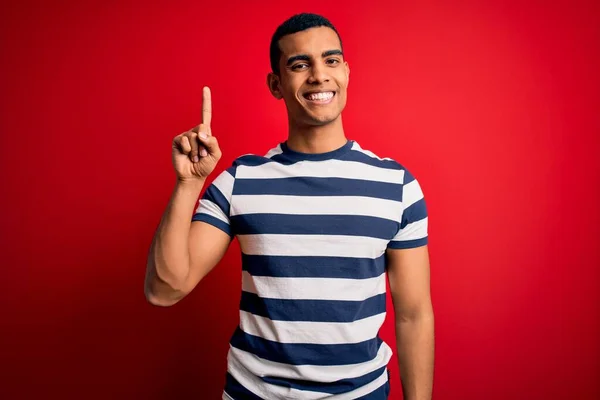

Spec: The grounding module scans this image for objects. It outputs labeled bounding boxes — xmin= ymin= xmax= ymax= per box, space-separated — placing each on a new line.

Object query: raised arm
xmin=144 ymin=87 xmax=230 ymax=307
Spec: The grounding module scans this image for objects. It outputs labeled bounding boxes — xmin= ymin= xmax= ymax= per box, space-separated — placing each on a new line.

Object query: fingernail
xmin=200 ymin=149 xmax=208 ymax=157
xmin=199 ymin=132 xmax=208 ymax=139
xmin=192 ymin=156 xmax=199 ymax=162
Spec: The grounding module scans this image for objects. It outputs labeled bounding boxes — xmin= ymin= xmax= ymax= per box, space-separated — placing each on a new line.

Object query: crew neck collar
xmin=279 ymin=139 xmax=354 ymax=162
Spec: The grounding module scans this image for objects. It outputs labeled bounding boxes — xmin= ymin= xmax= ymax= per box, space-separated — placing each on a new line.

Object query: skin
xmin=145 ymin=87 xmax=230 ymax=306
xmin=267 ymin=31 xmax=435 ymax=398
xmin=267 ymin=26 xmax=350 ymax=154
xmin=387 ymin=245 xmax=435 ymax=400
xmin=145 ymin=25 xmax=434 ymax=400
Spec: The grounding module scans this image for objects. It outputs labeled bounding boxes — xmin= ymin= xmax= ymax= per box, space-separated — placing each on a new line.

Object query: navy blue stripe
xmin=345 ymin=150 xmax=403 ymax=170
xmin=231 ymin=327 xmax=383 ymax=366
xmin=270 ymin=153 xmax=310 ymax=165
xmin=240 ymin=292 xmax=386 ymax=323
xmin=232 ymin=214 xmax=398 ymax=239
xmin=224 ymin=372 xmax=263 ymax=400
xmin=388 ymin=237 xmax=428 ymax=249
xmin=233 ymin=177 xmax=402 ymax=201
xmin=402 ymin=167 xmax=416 ymax=184
xmin=354 ymin=376 xmax=390 ymax=399
xmin=202 ymin=184 xmax=231 ymax=216
xmin=401 ymin=198 xmax=427 ymax=229
xmin=235 ymin=154 xmax=273 ymax=167
xmin=234 ymin=144 xmax=404 ymax=172
xmin=191 ymin=214 xmax=232 ymax=236
xmin=225 ymin=165 xmax=238 ymax=179
xmin=268 ymin=139 xmax=355 ymax=163
xmin=242 ymin=254 xmax=386 ymax=279
xmin=262 ymin=366 xmax=386 ymax=395
xmin=260 ymin=150 xmax=402 ymax=170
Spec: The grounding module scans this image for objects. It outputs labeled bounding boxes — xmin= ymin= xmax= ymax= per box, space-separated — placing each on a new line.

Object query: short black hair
xmin=269 ymin=13 xmax=343 ymax=75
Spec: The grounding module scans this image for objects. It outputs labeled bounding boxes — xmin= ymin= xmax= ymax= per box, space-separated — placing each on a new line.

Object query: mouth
xmin=303 ymin=91 xmax=336 ymax=104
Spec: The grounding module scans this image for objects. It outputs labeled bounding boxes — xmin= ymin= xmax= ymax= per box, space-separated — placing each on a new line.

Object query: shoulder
xmin=226 ymin=143 xmax=283 ymax=175
xmin=348 ymin=141 xmax=416 ymax=184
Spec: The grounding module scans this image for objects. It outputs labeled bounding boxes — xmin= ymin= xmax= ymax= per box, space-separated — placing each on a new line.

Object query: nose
xmin=307 ymin=61 xmax=330 ymax=84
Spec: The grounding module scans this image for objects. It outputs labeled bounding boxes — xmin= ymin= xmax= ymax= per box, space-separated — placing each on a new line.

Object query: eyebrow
xmin=286 ymin=49 xmax=344 ymax=66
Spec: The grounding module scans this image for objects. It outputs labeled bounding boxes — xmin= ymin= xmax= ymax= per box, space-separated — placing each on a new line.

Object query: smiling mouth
xmin=303 ymin=91 xmax=336 ymax=103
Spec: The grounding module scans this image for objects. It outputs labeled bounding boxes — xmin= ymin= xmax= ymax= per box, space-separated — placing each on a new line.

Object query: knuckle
xmin=187 ymin=131 xmax=197 ymax=138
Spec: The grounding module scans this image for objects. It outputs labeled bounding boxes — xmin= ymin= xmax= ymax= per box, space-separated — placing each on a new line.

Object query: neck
xmin=286 ymin=116 xmax=347 ymax=154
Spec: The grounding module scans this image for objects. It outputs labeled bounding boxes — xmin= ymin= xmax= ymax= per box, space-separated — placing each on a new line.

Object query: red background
xmin=1 ymin=0 xmax=599 ymax=399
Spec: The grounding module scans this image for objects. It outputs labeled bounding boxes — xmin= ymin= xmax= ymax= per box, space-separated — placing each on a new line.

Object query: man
xmin=145 ymin=13 xmax=434 ymax=400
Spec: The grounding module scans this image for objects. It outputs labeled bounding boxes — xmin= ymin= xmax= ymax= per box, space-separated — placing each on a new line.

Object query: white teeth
xmin=307 ymin=92 xmax=334 ymax=101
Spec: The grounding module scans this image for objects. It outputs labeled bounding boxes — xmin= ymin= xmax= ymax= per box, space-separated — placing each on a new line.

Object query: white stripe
xmin=239 ymin=310 xmax=386 ymax=344
xmin=242 ymin=271 xmax=386 ymax=301
xmin=230 ymin=194 xmax=401 ymax=220
xmin=238 ymin=234 xmax=388 ymax=258
xmin=229 ymin=343 xmax=392 ymax=383
xmin=403 ymin=179 xmax=424 ymax=209
xmin=227 ymin=344 xmax=392 ymax=398
xmin=212 ymin=169 xmax=235 ymax=200
xmin=264 ymin=145 xmax=283 ymax=159
xmin=391 ymin=217 xmax=428 ymax=242
xmin=350 ymin=142 xmax=394 ymax=161
xmin=300 ymin=368 xmax=388 ymax=400
xmin=222 ymin=391 xmax=234 ymax=400
xmin=229 ymin=354 xmax=322 ymax=399
xmin=195 ymin=199 xmax=228 ymax=223
xmin=235 ymin=158 xmax=404 ymax=184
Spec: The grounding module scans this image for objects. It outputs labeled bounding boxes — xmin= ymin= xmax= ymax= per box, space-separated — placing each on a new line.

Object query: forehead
xmin=278 ymin=26 xmax=342 ymax=57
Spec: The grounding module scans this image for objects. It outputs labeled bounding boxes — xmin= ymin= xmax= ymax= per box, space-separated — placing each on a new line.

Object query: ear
xmin=344 ymin=61 xmax=350 ymax=81
xmin=267 ymin=72 xmax=283 ymax=99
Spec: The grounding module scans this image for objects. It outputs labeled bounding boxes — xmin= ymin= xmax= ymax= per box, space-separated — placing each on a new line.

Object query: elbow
xmin=395 ymin=303 xmax=435 ymax=324
xmin=144 ymin=288 xmax=185 ymax=307
xmin=395 ymin=312 xmax=435 ymax=327
xmin=146 ymin=296 xmax=180 ymax=307
xmin=145 ymin=260 xmax=189 ymax=307
xmin=145 ymin=287 xmax=180 ymax=307
xmin=144 ymin=276 xmax=187 ymax=307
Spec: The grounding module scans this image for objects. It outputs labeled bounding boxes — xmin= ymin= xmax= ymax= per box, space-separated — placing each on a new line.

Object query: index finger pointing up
xmin=202 ymin=86 xmax=212 ymax=126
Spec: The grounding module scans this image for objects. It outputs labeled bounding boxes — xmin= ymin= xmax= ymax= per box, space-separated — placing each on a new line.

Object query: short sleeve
xmin=192 ymin=165 xmax=236 ymax=238
xmin=387 ymin=168 xmax=428 ymax=249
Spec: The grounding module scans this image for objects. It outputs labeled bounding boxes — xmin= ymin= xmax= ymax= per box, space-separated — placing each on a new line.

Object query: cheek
xmin=282 ymin=75 xmax=301 ymax=90
xmin=335 ymin=75 xmax=349 ymax=90
xmin=282 ymin=82 xmax=303 ymax=101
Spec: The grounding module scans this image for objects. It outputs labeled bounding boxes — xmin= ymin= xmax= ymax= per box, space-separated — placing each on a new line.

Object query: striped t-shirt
xmin=193 ymin=139 xmax=428 ymax=399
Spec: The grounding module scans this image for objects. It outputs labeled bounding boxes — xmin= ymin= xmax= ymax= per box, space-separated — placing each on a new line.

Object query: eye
xmin=292 ymin=63 xmax=309 ymax=71
xmin=326 ymin=58 xmax=341 ymax=66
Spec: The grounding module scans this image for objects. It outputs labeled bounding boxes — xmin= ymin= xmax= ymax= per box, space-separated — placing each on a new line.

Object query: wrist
xmin=175 ymin=177 xmax=206 ymax=193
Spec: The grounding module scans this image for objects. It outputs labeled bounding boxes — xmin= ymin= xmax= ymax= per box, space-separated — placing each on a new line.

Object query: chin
xmin=305 ymin=114 xmax=339 ymax=126
xmin=305 ymin=107 xmax=343 ymax=124
xmin=288 ymin=102 xmax=343 ymax=126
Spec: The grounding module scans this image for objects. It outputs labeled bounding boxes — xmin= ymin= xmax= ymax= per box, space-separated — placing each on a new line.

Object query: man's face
xmin=270 ymin=26 xmax=350 ymax=126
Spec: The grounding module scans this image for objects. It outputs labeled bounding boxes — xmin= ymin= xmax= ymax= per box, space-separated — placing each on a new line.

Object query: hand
xmin=172 ymin=86 xmax=222 ymax=182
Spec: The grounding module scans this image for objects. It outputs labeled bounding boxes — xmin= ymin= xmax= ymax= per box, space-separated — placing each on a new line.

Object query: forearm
xmin=395 ymin=311 xmax=435 ymax=400
xmin=145 ymin=179 xmax=205 ymax=304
